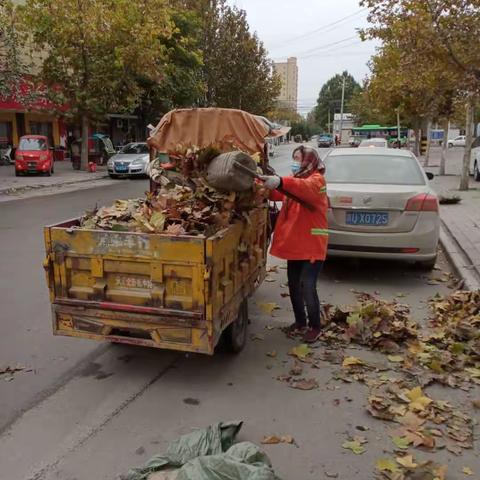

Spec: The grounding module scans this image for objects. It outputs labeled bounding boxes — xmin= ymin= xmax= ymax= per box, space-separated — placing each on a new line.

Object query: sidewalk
xmin=420 ymin=147 xmax=480 ymax=289
xmin=0 ymin=161 xmax=112 ymax=200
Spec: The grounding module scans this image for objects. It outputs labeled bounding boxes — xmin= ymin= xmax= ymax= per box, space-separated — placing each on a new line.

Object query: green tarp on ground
xmin=126 ymin=421 xmax=281 ymax=480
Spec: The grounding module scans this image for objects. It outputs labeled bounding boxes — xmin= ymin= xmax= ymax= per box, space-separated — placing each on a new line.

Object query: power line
xmin=273 ymin=35 xmax=359 ymax=61
xmin=269 ymin=7 xmax=368 ymax=50
xmin=298 ymin=41 xmax=367 ymax=59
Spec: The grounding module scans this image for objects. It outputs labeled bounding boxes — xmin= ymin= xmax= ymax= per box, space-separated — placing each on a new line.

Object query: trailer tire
xmin=224 ymin=299 xmax=248 ymax=353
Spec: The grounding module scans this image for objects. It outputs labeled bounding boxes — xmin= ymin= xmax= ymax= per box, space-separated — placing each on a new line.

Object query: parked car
xmin=71 ymin=133 xmax=116 ymax=169
xmin=470 ymin=136 xmax=480 ymax=181
xmin=15 ymin=135 xmax=54 ymax=176
xmin=358 ymin=137 xmax=389 ymax=148
xmin=323 ymin=148 xmax=439 ymax=270
xmin=317 ymin=134 xmax=334 ymax=148
xmin=448 ymin=135 xmax=466 ymax=148
xmin=349 ymin=136 xmax=363 ymax=148
xmin=107 ymin=142 xmax=149 ymax=178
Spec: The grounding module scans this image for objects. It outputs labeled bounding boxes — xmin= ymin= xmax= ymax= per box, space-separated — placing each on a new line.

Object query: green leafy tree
xmin=20 ymin=0 xmax=174 ymax=169
xmin=0 ymin=0 xmax=36 ymax=104
xmin=290 ymin=119 xmax=313 ymax=140
xmin=136 ymin=8 xmax=205 ymax=125
xmin=267 ymin=106 xmax=302 ymax=125
xmin=187 ymin=0 xmax=280 ymax=115
xmin=313 ymin=71 xmax=361 ymax=130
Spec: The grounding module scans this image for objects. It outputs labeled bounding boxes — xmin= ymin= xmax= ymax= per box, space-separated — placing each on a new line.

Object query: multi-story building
xmin=274 ymin=57 xmax=298 ymax=112
xmin=0 ymin=0 xmax=142 ymax=154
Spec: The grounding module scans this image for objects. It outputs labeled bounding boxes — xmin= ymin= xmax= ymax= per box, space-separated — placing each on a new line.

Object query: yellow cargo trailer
xmin=43 ymin=207 xmax=267 ymax=354
xmin=43 ymin=108 xmax=282 ymax=354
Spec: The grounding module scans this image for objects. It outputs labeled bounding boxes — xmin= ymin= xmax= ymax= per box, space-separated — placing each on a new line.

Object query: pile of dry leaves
xmin=323 ymin=292 xmax=418 ymax=353
xmin=272 ymin=289 xmax=480 ymax=479
xmin=78 ymin=145 xmax=266 ymax=236
xmin=79 ymin=180 xmax=262 ymax=236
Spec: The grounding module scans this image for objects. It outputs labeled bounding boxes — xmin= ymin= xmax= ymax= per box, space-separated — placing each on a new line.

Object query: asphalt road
xmin=1 ymin=144 xmax=477 ymax=480
xmin=0 ymin=177 xmax=149 ymax=432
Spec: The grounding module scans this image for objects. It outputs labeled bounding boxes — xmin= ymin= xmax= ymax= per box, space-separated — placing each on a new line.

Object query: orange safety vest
xmin=270 ymin=171 xmax=328 ymax=261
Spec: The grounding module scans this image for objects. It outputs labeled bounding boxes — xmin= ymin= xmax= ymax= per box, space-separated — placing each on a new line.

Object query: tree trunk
xmin=414 ymin=127 xmax=421 ymax=157
xmin=81 ymin=115 xmax=89 ymax=171
xmin=439 ymin=118 xmax=449 ymax=176
xmin=424 ymin=118 xmax=432 ymax=167
xmin=460 ymin=99 xmax=474 ymax=191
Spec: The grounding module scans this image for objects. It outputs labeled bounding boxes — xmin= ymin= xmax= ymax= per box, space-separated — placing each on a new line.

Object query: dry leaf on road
xmin=342 ymin=440 xmax=365 ymax=454
xmin=288 ymin=378 xmax=319 ymax=390
xmin=261 ymin=435 xmax=295 ymax=445
xmin=258 ymin=302 xmax=280 ymax=315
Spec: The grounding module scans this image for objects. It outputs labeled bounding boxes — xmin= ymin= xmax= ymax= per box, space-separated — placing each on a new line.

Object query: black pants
xmin=287 ymin=260 xmax=324 ymax=329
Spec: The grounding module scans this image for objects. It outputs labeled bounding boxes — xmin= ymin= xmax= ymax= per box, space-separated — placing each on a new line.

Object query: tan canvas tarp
xmin=147 ymin=108 xmax=270 ymax=155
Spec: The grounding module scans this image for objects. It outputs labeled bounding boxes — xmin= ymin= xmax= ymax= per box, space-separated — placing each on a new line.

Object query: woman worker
xmin=260 ymin=145 xmax=328 ymax=343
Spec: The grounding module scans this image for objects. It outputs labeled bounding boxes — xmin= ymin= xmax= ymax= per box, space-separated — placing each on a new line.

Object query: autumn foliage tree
xmin=19 ymin=0 xmax=174 ymax=170
xmin=361 ymin=0 xmax=480 ymax=190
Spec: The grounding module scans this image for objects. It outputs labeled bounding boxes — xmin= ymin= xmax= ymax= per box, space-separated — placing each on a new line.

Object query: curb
xmin=439 ymin=221 xmax=480 ymax=291
xmin=0 ymin=174 xmax=110 ymax=197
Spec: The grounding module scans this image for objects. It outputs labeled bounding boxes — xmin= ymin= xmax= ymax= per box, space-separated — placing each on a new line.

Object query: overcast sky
xmin=228 ymin=0 xmax=380 ymax=115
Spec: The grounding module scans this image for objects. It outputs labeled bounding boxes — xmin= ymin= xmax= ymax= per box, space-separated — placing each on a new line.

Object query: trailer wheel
xmin=224 ymin=299 xmax=248 ymax=353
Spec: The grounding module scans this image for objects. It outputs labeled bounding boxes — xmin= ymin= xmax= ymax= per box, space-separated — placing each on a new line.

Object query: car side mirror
xmin=426 ymin=172 xmax=434 ymax=180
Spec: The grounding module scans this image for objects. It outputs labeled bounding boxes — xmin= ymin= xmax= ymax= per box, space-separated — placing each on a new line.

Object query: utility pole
xmin=396 ymin=107 xmax=401 ymax=143
xmin=339 ymin=75 xmax=346 ymax=145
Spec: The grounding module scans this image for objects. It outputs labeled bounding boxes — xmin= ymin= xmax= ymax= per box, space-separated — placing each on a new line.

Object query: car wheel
xmin=474 ymin=161 xmax=480 ymax=181
xmin=109 ymin=174 xmax=118 ymax=179
xmin=416 ymin=256 xmax=437 ymax=271
xmin=45 ymin=166 xmax=52 ymax=177
xmin=15 ymin=170 xmax=20 ymax=177
xmin=448 ymin=142 xmax=453 ymax=148
xmin=222 ymin=299 xmax=248 ymax=353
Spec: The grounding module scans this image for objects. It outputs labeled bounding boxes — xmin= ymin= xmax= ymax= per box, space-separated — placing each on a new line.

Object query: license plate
xmin=346 ymin=211 xmax=389 ymax=226
xmin=115 ymin=166 xmax=128 ymax=172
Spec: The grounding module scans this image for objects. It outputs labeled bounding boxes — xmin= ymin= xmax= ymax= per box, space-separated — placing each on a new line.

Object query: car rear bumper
xmin=327 ymin=215 xmax=439 ymax=261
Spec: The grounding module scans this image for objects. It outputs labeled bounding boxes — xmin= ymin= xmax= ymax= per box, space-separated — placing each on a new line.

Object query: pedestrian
xmin=260 ymin=146 xmax=329 ymax=343
xmin=335 ymin=134 xmax=340 ymax=147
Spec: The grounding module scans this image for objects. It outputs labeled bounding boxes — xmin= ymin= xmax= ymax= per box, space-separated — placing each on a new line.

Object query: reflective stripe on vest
xmin=319 ymin=186 xmax=327 ymax=193
xmin=311 ymin=228 xmax=329 ymax=236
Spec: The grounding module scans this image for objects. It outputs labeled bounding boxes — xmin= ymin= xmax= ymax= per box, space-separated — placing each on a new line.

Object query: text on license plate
xmin=346 ymin=211 xmax=389 ymax=226
xmin=115 ymin=166 xmax=128 ymax=172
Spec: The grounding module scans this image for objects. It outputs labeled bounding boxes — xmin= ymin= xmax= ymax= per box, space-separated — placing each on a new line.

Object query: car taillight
xmin=405 ymin=194 xmax=438 ymax=212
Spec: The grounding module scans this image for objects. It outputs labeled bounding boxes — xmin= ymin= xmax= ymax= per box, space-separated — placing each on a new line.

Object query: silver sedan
xmin=324 ymin=148 xmax=439 ymax=270
xmin=107 ymin=142 xmax=149 ymax=178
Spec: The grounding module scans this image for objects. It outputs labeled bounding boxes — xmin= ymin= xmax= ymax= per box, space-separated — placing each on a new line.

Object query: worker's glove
xmin=259 ymin=175 xmax=281 ymax=190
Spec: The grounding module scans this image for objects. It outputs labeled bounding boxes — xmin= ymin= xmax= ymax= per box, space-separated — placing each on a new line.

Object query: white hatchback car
xmin=448 ymin=135 xmax=466 ymax=148
xmin=358 ymin=137 xmax=389 ymax=148
xmin=324 ymin=148 xmax=439 ymax=270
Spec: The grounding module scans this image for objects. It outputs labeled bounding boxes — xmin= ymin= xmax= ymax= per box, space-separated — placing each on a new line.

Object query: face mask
xmin=291 ymin=161 xmax=301 ymax=174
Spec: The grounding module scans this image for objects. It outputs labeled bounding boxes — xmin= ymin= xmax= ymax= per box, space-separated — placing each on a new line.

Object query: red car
xmin=15 ymin=135 xmax=55 ymax=176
